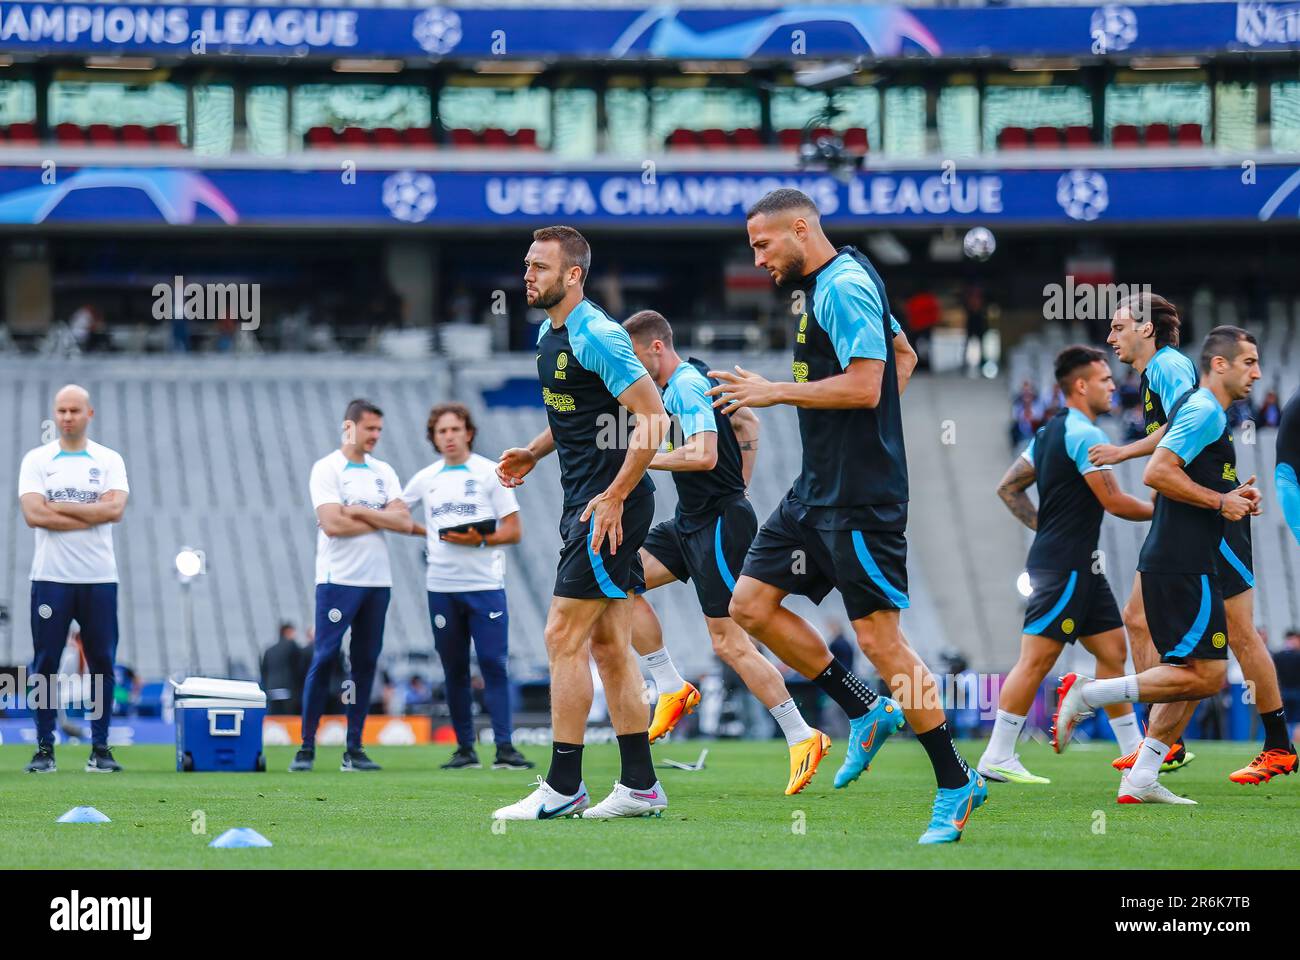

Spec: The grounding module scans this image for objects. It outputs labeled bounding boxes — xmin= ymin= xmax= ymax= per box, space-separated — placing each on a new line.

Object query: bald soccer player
xmin=19 ymin=385 xmax=129 ymax=773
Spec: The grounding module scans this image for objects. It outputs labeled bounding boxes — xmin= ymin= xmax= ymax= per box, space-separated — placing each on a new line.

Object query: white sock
xmin=641 ymin=649 xmax=685 ymax=694
xmin=1128 ymin=736 xmax=1168 ymax=788
xmin=1109 ymin=711 xmax=1143 ymax=755
xmin=985 ymin=710 xmax=1026 ymax=762
xmin=1082 ymin=675 xmax=1140 ymax=709
xmin=770 ymin=698 xmax=816 ymax=746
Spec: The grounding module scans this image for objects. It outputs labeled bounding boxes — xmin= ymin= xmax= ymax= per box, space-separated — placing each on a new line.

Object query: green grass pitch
xmin=2 ymin=740 xmax=1295 ymax=869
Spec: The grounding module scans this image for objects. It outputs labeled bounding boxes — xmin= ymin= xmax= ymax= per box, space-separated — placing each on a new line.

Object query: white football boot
xmin=976 ymin=753 xmax=1051 ymax=784
xmin=582 ymin=780 xmax=668 ymax=818
xmin=492 ymin=776 xmax=590 ymax=820
xmin=1117 ymin=773 xmax=1197 ymax=805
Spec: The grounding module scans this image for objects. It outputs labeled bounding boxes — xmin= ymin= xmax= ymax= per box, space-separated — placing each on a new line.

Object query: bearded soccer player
xmin=622 ymin=309 xmax=829 ymax=795
xmin=1055 ymin=326 xmax=1269 ymax=803
xmin=1093 ymin=296 xmax=1296 ymax=784
xmin=493 ymin=226 xmax=671 ymax=820
xmin=979 ymin=347 xmax=1151 ymax=785
xmin=708 ymin=188 xmax=984 ymax=844
xmin=20 ymin=385 xmax=129 ymax=774
xmin=1279 ymin=388 xmax=1300 ymax=549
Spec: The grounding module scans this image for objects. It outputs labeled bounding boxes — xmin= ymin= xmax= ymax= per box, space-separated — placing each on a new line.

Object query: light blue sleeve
xmin=889 ymin=314 xmax=901 ymax=336
xmin=572 ymin=318 xmax=648 ymax=398
xmin=1277 ymin=463 xmax=1300 ymax=548
xmin=1150 ymin=350 xmax=1197 ymax=409
xmin=666 ymin=368 xmax=717 ymax=438
xmin=1064 ymin=417 xmax=1112 ymax=476
xmin=1021 ymin=437 xmax=1036 ymax=463
xmin=1158 ymin=395 xmax=1223 ymax=464
xmin=814 ymin=271 xmax=887 ymax=367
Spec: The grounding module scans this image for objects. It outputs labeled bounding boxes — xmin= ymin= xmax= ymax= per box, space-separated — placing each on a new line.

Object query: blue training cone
xmin=57 ymin=806 xmax=111 ymax=824
xmin=209 ymin=828 xmax=272 ymax=848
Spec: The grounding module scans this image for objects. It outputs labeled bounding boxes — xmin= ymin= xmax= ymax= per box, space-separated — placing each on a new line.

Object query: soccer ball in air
xmin=963 ymin=226 xmax=996 ymax=261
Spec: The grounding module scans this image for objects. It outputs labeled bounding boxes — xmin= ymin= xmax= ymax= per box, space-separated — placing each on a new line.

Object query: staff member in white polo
xmin=19 ymin=385 xmax=128 ymax=773
xmin=292 ymin=398 xmax=411 ymax=773
xmin=403 ymin=402 xmax=531 ymax=770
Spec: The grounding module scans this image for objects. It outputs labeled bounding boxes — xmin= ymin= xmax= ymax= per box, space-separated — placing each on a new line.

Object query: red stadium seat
xmin=1064 ymin=125 xmax=1093 ymax=148
xmin=481 ymin=127 xmax=511 ymax=148
xmin=777 ymin=128 xmax=803 ymax=150
xmin=998 ymin=126 xmax=1029 ymax=150
xmin=305 ymin=125 xmax=338 ymax=148
xmin=402 ymin=126 xmax=436 ymax=147
xmin=730 ymin=127 xmax=762 ymax=149
xmin=1175 ymin=123 xmax=1203 ymax=147
xmin=5 ymin=122 xmax=38 ymax=145
xmin=810 ymin=126 xmax=834 ymax=143
xmin=1145 ymin=123 xmax=1171 ymax=147
xmin=699 ymin=128 xmax=730 ymax=149
xmin=1031 ymin=126 xmax=1062 ymax=149
xmin=1111 ymin=124 xmax=1140 ymax=148
xmin=513 ymin=127 xmax=539 ymax=149
xmin=340 ymin=127 xmax=371 ymax=146
xmin=843 ymin=127 xmax=869 ymax=153
xmin=151 ymin=124 xmax=182 ymax=147
xmin=88 ymin=123 xmax=117 ymax=146
xmin=55 ymin=123 xmax=85 ymax=146
xmin=120 ymin=123 xmax=150 ymax=146
xmin=371 ymin=127 xmax=402 ymax=148
xmin=449 ymin=128 xmax=479 ymax=148
xmin=667 ymin=128 xmax=700 ymax=150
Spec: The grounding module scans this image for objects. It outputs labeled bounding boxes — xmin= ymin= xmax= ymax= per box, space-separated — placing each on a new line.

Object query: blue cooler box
xmin=174 ymin=677 xmax=267 ymax=772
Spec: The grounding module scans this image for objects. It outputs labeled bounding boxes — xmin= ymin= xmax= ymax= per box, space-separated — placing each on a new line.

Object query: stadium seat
xmin=513 ymin=127 xmax=539 ymax=149
xmin=1145 ymin=123 xmax=1171 ymax=147
xmin=1175 ymin=122 xmax=1203 ymax=147
xmin=997 ymin=126 xmax=1029 ymax=150
xmin=340 ymin=126 xmax=371 ymax=146
xmin=305 ymin=125 xmax=339 ymax=148
xmin=402 ymin=126 xmax=436 ymax=147
xmin=1030 ymin=125 xmax=1061 ymax=149
xmin=449 ymin=128 xmax=480 ymax=148
xmin=4 ymin=122 xmax=38 ymax=145
xmin=371 ymin=126 xmax=403 ymax=148
xmin=667 ymin=128 xmax=700 ymax=150
xmin=151 ymin=124 xmax=182 ymax=147
xmin=481 ymin=127 xmax=511 ymax=148
xmin=54 ymin=122 xmax=84 ymax=146
xmin=777 ymin=128 xmax=803 ymax=150
xmin=731 ymin=127 xmax=762 ymax=149
xmin=699 ymin=128 xmax=730 ymax=149
xmin=1064 ymin=124 xmax=1093 ymax=148
xmin=88 ymin=123 xmax=117 ymax=146
xmin=810 ymin=126 xmax=834 ymax=143
xmin=1111 ymin=124 xmax=1140 ymax=148
xmin=843 ymin=127 xmax=869 ymax=153
xmin=120 ymin=123 xmax=150 ymax=146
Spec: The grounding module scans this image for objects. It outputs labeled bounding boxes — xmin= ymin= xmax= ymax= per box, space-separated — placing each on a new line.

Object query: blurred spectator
xmin=404 ymin=675 xmax=434 ymax=715
xmin=823 ymin=619 xmax=855 ymax=672
xmin=260 ymin=622 xmax=306 ymax=716
xmin=905 ymin=289 xmax=942 ymax=370
xmin=69 ymin=304 xmax=109 ymax=352
xmin=1117 ymin=371 xmax=1145 ymax=440
xmin=215 ymin=310 xmax=237 ymax=353
xmin=941 ymin=650 xmax=981 ymax=739
xmin=1257 ymin=390 xmax=1283 ymax=428
xmin=1275 ymin=629 xmax=1300 ymax=740
xmin=962 ymin=284 xmax=988 ymax=373
xmin=1011 ymin=380 xmax=1046 ymax=445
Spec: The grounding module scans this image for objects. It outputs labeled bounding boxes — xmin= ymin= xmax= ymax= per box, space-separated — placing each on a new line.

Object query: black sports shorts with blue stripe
xmin=642 ymin=495 xmax=756 ymax=618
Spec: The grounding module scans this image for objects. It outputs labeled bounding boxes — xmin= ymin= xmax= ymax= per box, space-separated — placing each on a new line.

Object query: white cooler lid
xmin=172 ymin=677 xmax=266 ymax=706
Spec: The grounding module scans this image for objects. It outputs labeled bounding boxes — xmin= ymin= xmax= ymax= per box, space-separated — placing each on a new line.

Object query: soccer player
xmin=19 ymin=385 xmax=128 ymax=773
xmin=1093 ymin=296 xmax=1296 ymax=783
xmin=493 ymin=226 xmax=671 ymax=820
xmin=292 ymin=399 xmax=411 ymax=773
xmin=621 ymin=309 xmax=830 ymax=795
xmin=978 ymin=347 xmax=1152 ymax=785
xmin=1054 ymin=326 xmax=1264 ymax=804
xmin=708 ymin=188 xmax=985 ymax=844
xmin=401 ymin=402 xmax=533 ymax=772
xmin=1279 ymin=387 xmax=1300 ymax=549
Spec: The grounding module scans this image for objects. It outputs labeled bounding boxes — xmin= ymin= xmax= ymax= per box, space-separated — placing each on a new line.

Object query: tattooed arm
xmin=997 ymin=455 xmax=1038 ymax=530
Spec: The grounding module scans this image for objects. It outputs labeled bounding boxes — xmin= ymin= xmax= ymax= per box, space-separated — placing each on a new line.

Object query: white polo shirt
xmin=401 ymin=453 xmax=520 ymax=592
xmin=18 ymin=439 xmax=129 ymax=584
xmin=309 ymin=450 xmax=402 ymax=588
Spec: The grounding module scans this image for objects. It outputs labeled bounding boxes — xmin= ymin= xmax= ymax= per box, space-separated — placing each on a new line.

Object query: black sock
xmin=1260 ymin=708 xmax=1293 ymax=752
xmin=617 ymin=733 xmax=656 ymax=790
xmin=917 ymin=722 xmax=970 ymax=790
xmin=546 ymin=742 xmax=584 ymax=795
xmin=812 ymin=658 xmax=877 ymax=720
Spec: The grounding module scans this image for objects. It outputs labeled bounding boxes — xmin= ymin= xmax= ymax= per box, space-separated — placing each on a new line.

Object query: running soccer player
xmin=493 ymin=226 xmax=671 ymax=820
xmin=19 ymin=385 xmax=128 ymax=774
xmin=1093 ymin=296 xmax=1295 ymax=784
xmin=978 ymin=347 xmax=1152 ymax=785
xmin=709 ymin=189 xmax=985 ymax=844
xmin=621 ymin=309 xmax=830 ymax=796
xmin=1279 ymin=388 xmax=1300 ymax=549
xmin=292 ymin=399 xmax=411 ymax=773
xmin=1055 ymin=326 xmax=1265 ymax=804
xmin=401 ymin=402 xmax=533 ymax=772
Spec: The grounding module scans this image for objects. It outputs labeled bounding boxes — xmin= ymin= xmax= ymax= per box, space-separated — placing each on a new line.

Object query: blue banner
xmin=0 ymin=3 xmax=1295 ymax=60
xmin=0 ymin=163 xmax=1297 ymax=227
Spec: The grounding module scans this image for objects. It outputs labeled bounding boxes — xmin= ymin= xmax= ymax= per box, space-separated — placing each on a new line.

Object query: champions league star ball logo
xmin=382 ymin=171 xmax=437 ymax=223
xmin=412 ymin=7 xmax=463 ymax=55
xmin=1090 ymin=4 xmax=1138 ymax=52
xmin=1057 ymin=169 xmax=1110 ymax=222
